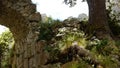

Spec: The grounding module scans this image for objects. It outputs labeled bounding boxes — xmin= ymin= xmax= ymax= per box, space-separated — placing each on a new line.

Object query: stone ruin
xmin=0 ymin=0 xmax=49 ymax=68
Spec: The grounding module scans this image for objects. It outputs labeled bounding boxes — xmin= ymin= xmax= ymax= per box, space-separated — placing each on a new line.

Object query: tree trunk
xmin=86 ymin=0 xmax=112 ymax=40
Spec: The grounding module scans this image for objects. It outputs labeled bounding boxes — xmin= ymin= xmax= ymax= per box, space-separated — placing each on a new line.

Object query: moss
xmin=115 ymin=40 xmax=120 ymax=47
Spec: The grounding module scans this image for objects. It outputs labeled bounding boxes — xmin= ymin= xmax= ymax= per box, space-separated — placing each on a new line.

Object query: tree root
xmin=45 ymin=45 xmax=104 ymax=68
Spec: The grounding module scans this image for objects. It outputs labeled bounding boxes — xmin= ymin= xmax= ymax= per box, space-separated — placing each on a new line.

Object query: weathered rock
xmin=0 ymin=0 xmax=48 ymax=68
xmin=29 ymin=12 xmax=41 ymax=22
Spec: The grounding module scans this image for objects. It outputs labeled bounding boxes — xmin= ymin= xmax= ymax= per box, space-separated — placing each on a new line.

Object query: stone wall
xmin=0 ymin=0 xmax=48 ymax=68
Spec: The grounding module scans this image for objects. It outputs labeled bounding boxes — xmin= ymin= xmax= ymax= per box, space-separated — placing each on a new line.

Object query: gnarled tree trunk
xmin=86 ymin=0 xmax=113 ymax=40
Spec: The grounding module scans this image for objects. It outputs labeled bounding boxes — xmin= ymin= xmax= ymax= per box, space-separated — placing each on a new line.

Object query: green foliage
xmin=38 ymin=7 xmax=120 ymax=67
xmin=96 ymin=55 xmax=118 ymax=68
xmin=0 ymin=30 xmax=14 ymax=47
xmin=115 ymin=40 xmax=120 ymax=47
xmin=0 ymin=29 xmax=14 ymax=68
xmin=88 ymin=39 xmax=120 ymax=67
xmin=0 ymin=29 xmax=14 ymax=56
xmin=64 ymin=0 xmax=86 ymax=7
xmin=95 ymin=39 xmax=108 ymax=53
xmin=89 ymin=39 xmax=114 ymax=55
xmin=61 ymin=61 xmax=80 ymax=68
xmin=38 ymin=22 xmax=54 ymax=41
xmin=56 ymin=27 xmax=87 ymax=51
xmin=107 ymin=2 xmax=120 ymax=36
xmin=38 ymin=17 xmax=62 ymax=41
xmin=61 ymin=60 xmax=93 ymax=68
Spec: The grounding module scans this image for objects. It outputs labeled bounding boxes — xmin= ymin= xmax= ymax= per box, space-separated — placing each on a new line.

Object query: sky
xmin=0 ymin=0 xmax=88 ymax=34
xmin=32 ymin=0 xmax=88 ymax=20
xmin=0 ymin=25 xmax=8 ymax=34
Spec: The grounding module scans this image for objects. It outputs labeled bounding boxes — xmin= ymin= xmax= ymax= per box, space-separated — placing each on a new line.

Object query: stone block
xmin=29 ymin=58 xmax=36 ymax=68
xmin=23 ymin=59 xmax=29 ymax=68
xmin=29 ymin=12 xmax=41 ymax=22
xmin=16 ymin=55 xmax=24 ymax=68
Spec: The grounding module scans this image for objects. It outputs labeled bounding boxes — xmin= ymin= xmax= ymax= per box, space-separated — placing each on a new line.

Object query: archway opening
xmin=0 ymin=25 xmax=14 ymax=68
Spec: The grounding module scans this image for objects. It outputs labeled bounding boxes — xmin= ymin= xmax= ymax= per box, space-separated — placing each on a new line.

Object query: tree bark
xmin=86 ymin=0 xmax=112 ymax=40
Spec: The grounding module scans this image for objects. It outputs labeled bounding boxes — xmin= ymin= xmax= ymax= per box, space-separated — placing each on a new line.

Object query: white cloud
xmin=32 ymin=0 xmax=88 ymax=20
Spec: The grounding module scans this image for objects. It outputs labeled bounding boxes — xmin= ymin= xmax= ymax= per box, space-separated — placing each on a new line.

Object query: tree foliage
xmin=107 ymin=1 xmax=120 ymax=36
xmin=38 ymin=17 xmax=62 ymax=41
xmin=0 ymin=29 xmax=14 ymax=68
xmin=64 ymin=0 xmax=86 ymax=7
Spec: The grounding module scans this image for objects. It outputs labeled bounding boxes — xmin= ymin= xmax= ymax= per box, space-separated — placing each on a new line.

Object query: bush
xmin=0 ymin=30 xmax=14 ymax=68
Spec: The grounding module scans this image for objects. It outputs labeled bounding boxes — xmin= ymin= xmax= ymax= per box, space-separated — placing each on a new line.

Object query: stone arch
xmin=0 ymin=6 xmax=28 ymax=40
xmin=0 ymin=0 xmax=42 ymax=68
xmin=0 ymin=0 xmax=40 ymax=40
